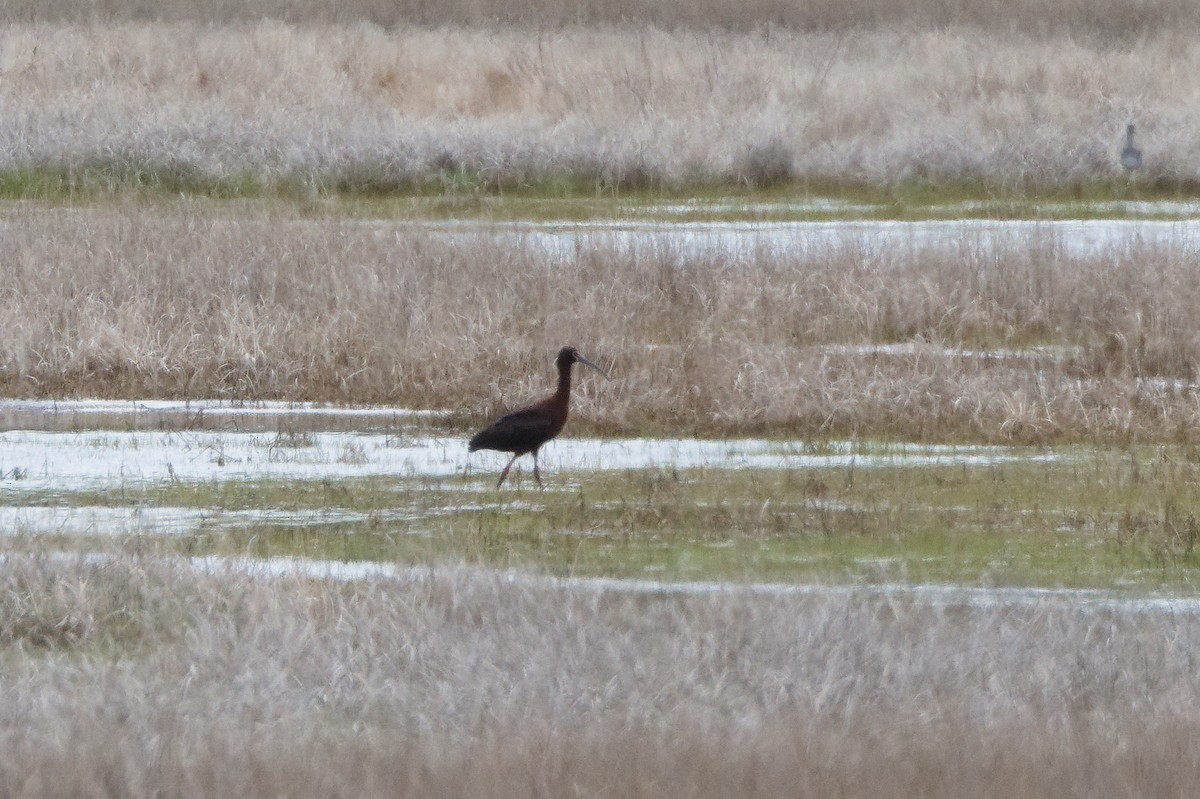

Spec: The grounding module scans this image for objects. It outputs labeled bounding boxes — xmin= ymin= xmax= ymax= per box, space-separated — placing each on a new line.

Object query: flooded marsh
xmin=4 ymin=399 xmax=1200 ymax=592
xmin=0 ymin=199 xmax=1197 ymax=593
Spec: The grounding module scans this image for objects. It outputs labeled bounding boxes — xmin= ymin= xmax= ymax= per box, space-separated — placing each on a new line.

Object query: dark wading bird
xmin=1121 ymin=123 xmax=1143 ymax=171
xmin=469 ymin=347 xmax=609 ymax=488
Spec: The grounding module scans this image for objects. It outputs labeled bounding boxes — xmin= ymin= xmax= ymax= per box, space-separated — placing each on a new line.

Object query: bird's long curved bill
xmin=576 ymin=353 xmax=610 ymax=380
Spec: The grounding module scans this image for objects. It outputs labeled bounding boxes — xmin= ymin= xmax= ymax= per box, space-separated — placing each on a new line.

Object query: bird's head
xmin=557 ymin=346 xmax=609 ymax=379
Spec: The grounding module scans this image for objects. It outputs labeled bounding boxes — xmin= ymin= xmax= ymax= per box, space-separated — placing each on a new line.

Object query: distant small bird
xmin=1120 ymin=123 xmax=1143 ymax=171
xmin=469 ymin=347 xmax=609 ymax=488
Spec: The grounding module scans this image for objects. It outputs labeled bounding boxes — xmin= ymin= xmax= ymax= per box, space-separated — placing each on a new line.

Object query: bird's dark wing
xmin=469 ymin=406 xmax=555 ymax=454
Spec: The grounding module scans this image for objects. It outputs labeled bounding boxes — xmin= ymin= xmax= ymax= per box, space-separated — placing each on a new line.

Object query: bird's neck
xmin=552 ymin=363 xmax=573 ymax=411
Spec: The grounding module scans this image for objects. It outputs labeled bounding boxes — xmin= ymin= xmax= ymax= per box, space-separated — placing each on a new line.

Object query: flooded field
xmin=2 ymin=398 xmax=1198 ymax=595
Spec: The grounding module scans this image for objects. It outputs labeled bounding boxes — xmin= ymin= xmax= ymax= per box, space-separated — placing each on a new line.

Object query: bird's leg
xmin=497 ymin=454 xmax=519 ymax=488
xmin=533 ymin=451 xmax=544 ymax=488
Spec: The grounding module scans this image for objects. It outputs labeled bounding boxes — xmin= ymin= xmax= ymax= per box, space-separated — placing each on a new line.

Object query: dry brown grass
xmin=1 ymin=203 xmax=1199 ymax=442
xmin=4 ymin=0 xmax=1199 ymax=35
xmin=0 ymin=23 xmax=1197 ymax=192
xmin=1 ymin=549 xmax=1199 ymax=797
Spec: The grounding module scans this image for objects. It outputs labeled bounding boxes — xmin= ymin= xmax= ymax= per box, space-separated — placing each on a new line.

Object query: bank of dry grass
xmin=1 ymin=203 xmax=1198 ymax=442
xmin=5 ymin=0 xmax=1199 ymax=35
xmin=0 ymin=23 xmax=1196 ymax=193
xmin=0 ymin=550 xmax=1198 ymax=797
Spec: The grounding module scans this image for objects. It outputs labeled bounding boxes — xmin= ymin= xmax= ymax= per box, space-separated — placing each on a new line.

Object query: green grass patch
xmin=1 ymin=165 xmax=1197 ymax=222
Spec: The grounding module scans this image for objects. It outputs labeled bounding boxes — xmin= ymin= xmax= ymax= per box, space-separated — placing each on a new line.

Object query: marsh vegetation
xmin=0 ymin=15 xmax=1197 ymax=198
xmin=3 ymin=551 xmax=1200 ymax=798
xmin=2 ymin=204 xmax=1199 ymax=445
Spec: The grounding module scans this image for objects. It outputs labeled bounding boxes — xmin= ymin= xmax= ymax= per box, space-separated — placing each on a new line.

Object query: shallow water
xmin=394 ymin=216 xmax=1200 ymax=260
xmin=0 ymin=399 xmax=445 ymax=433
xmin=0 ymin=428 xmax=1040 ymax=492
xmin=0 ymin=401 xmax=1045 ymax=495
xmin=0 ymin=504 xmax=386 ymax=537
